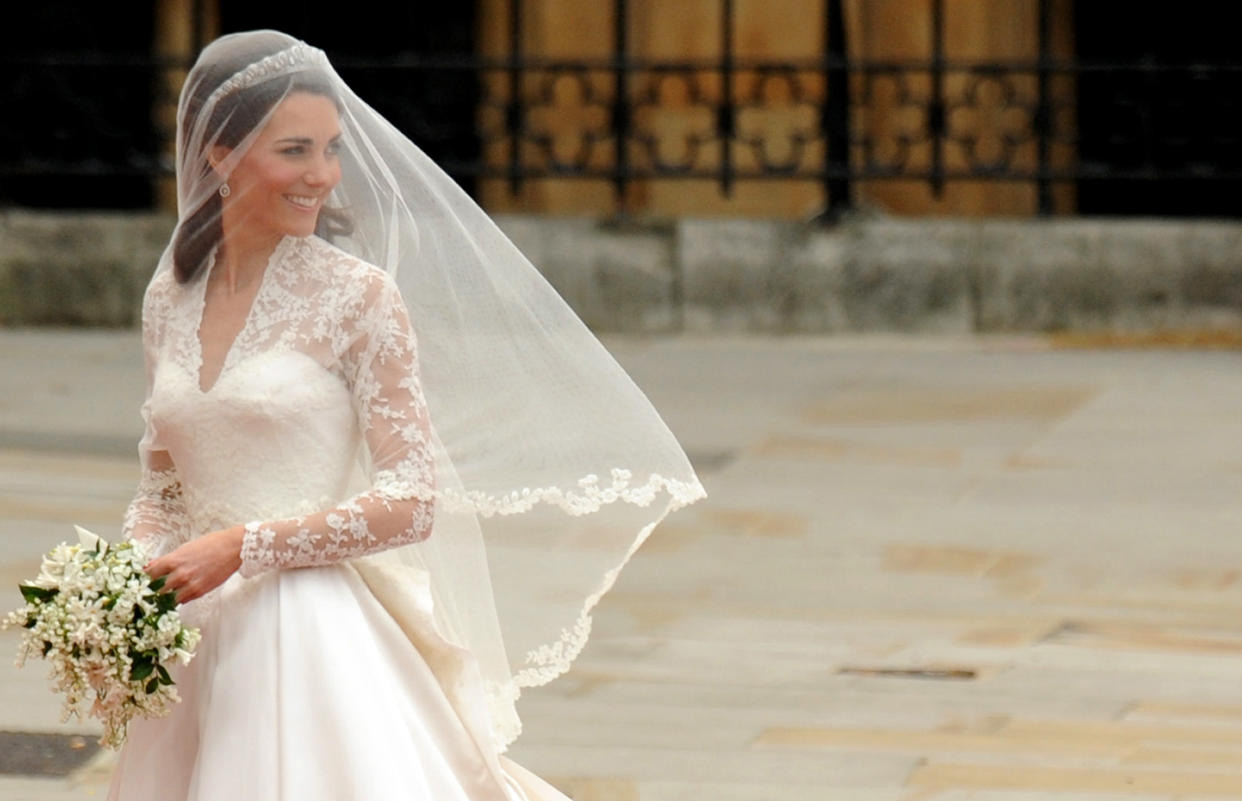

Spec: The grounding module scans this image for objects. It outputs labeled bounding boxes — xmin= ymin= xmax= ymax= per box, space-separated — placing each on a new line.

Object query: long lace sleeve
xmin=123 ymin=447 xmax=191 ymax=560
xmin=237 ymin=271 xmax=434 ymax=577
xmin=125 ymin=285 xmax=191 ymax=560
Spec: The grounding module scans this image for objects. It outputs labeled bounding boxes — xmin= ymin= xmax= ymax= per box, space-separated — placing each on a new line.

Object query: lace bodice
xmin=123 ymin=234 xmax=434 ymax=577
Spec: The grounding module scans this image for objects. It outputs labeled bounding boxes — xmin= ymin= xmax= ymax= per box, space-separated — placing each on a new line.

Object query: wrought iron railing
xmin=3 ymin=0 xmax=1241 ymax=216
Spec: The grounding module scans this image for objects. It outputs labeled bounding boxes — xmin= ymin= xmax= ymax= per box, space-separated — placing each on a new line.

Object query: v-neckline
xmin=194 ymin=236 xmax=290 ymax=394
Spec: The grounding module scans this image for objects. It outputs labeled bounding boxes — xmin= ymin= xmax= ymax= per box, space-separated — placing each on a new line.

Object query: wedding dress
xmin=108 ymin=234 xmax=570 ymax=801
xmin=106 ymin=29 xmax=704 ymax=799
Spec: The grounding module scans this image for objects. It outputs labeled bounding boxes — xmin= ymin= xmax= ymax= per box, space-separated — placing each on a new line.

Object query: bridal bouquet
xmin=1 ymin=526 xmax=201 ymax=748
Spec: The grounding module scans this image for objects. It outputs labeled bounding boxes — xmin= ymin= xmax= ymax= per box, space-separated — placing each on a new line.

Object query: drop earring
xmin=219 ymin=183 xmax=231 ymax=198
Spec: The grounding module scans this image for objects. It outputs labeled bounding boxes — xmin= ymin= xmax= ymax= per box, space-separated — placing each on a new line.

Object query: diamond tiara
xmin=205 ymin=43 xmax=329 ymax=107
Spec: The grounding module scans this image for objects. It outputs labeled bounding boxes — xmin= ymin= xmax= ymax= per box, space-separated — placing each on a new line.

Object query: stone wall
xmin=480 ymin=215 xmax=1242 ymax=334
xmin=3 ymin=209 xmax=1241 ymax=333
xmin=0 ymin=212 xmax=173 ymax=327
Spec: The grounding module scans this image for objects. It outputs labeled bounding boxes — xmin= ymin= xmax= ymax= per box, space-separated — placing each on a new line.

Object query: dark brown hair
xmin=173 ymin=44 xmax=352 ymax=283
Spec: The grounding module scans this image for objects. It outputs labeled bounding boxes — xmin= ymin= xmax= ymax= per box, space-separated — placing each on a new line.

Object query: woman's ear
xmin=207 ymin=145 xmax=232 ymax=177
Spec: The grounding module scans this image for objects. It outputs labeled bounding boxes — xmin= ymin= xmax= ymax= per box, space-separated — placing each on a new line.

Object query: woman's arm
xmin=127 ymin=283 xmax=192 ymax=560
xmin=237 ymin=270 xmax=434 ymax=575
xmin=124 ymin=447 xmax=192 ymax=560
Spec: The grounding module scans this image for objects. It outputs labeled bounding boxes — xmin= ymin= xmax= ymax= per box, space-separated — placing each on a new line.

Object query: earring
xmin=219 ymin=183 xmax=231 ymax=198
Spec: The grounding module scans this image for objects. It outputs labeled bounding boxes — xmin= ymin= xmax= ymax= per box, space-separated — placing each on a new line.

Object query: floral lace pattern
xmin=239 ymin=494 xmax=434 ymax=577
xmin=138 ymin=234 xmax=437 ymax=578
xmin=122 ymin=468 xmax=190 ymax=560
xmin=438 ymin=469 xmax=705 ymax=519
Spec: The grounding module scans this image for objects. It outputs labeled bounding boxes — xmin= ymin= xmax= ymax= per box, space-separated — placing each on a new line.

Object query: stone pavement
xmin=2 ymin=329 xmax=1242 ymax=800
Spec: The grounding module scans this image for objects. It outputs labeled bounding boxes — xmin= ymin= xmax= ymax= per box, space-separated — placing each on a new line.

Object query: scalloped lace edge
xmin=477 ymin=472 xmax=707 ymax=752
xmin=376 ymin=467 xmax=706 ymax=519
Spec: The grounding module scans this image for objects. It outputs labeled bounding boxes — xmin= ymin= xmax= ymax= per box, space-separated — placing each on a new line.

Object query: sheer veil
xmin=163 ymin=30 xmax=705 ymax=752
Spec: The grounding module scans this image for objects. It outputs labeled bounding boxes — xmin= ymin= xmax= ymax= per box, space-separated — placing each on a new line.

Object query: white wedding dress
xmin=107 ymin=234 xmax=568 ymax=801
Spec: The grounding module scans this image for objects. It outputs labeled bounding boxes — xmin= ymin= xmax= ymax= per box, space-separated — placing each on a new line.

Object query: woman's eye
xmin=326 ymin=142 xmax=342 ymax=156
xmin=281 ymin=146 xmax=304 ymax=156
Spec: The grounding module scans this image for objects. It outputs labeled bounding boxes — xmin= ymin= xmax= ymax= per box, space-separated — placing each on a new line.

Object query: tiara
xmin=205 ymin=43 xmax=329 ymax=107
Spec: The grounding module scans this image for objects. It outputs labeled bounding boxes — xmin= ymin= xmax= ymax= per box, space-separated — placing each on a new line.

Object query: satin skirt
xmin=106 ymin=564 xmax=567 ymax=801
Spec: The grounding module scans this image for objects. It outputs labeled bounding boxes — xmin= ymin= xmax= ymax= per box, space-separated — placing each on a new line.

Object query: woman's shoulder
xmin=286 ymin=236 xmax=402 ymax=328
xmin=141 ymin=266 xmax=181 ymax=320
xmin=289 ymin=235 xmax=395 ymax=295
xmin=144 ymin=265 xmax=178 ymax=296
xmin=294 ymin=235 xmax=387 ymax=279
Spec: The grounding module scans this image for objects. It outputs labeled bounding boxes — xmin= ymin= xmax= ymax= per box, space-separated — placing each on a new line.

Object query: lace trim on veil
xmin=471 ymin=472 xmax=706 ymax=752
xmin=368 ymin=468 xmax=705 ymax=752
xmin=381 ymin=467 xmax=705 ymax=519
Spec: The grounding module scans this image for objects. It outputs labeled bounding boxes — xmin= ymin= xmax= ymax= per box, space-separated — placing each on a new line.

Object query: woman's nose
xmin=304 ymin=156 xmax=333 ymax=186
xmin=304 ymin=167 xmax=327 ymax=186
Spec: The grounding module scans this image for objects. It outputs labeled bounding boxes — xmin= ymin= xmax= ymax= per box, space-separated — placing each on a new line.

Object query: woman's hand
xmin=145 ymin=526 xmax=245 ymax=605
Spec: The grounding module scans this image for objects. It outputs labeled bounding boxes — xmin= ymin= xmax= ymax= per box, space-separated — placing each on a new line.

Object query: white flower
xmin=74 ymin=525 xmax=105 ymax=553
xmin=1 ymin=525 xmax=201 ymax=749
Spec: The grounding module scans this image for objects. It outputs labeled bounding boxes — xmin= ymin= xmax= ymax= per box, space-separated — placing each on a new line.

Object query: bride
xmin=108 ymin=29 xmax=703 ymax=800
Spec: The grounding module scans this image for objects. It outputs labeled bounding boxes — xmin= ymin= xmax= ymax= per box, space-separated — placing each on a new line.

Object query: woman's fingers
xmin=144 ymin=557 xmax=189 ymax=602
xmin=165 ymin=570 xmax=205 ymax=604
xmin=145 ymin=554 xmax=173 ymax=578
xmin=143 ymin=533 xmax=239 ymax=606
xmin=162 ymin=580 xmax=189 ymax=605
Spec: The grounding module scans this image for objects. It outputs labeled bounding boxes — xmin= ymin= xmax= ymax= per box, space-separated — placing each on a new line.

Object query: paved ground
xmin=2 ymin=329 xmax=1242 ymax=800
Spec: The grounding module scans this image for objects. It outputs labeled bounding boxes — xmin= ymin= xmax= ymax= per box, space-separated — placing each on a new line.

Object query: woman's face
xmin=218 ymin=91 xmax=342 ymax=240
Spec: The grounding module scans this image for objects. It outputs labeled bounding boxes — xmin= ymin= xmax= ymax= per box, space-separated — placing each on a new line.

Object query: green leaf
xmin=156 ymin=664 xmax=174 ymax=686
xmin=156 ymin=592 xmax=178 ymax=613
xmin=22 ymin=617 xmax=36 ymax=629
xmin=130 ymin=656 xmax=155 ymax=681
xmin=148 ymin=576 xmax=166 ymax=592
xmin=19 ymin=585 xmax=56 ymax=604
xmin=102 ymin=597 xmax=117 ymax=611
xmin=145 ymin=677 xmax=159 ymax=694
xmin=42 ymin=641 xmax=53 ymax=657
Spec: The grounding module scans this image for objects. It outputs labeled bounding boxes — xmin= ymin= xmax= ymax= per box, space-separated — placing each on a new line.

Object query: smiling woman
xmin=184 ymin=93 xmax=347 ymax=395
xmin=170 ymin=43 xmax=351 ymax=286
xmin=108 ymin=28 xmax=703 ymax=801
xmin=211 ymin=93 xmax=343 ymax=241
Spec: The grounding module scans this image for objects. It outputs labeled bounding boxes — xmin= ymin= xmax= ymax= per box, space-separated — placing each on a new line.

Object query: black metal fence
xmin=3 ymin=0 xmax=1242 ymax=216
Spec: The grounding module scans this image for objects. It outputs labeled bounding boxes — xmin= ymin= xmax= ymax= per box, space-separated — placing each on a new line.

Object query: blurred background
xmin=5 ymin=0 xmax=1242 ymax=334
xmin=5 ymin=2 xmax=1242 ymax=800
xmin=7 ymin=0 xmax=1242 ymax=217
